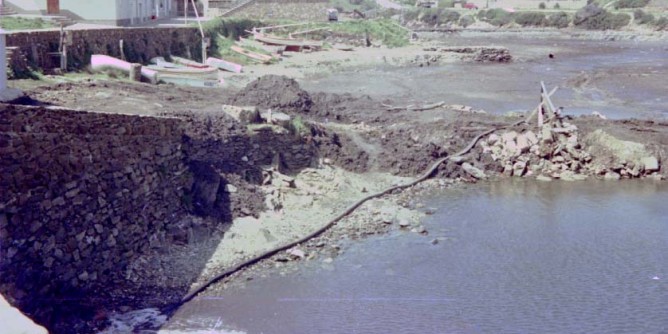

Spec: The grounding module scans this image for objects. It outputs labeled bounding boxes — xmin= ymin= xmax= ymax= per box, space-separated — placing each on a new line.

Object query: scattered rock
xmin=536 ymin=175 xmax=552 ymax=182
xmin=287 ymin=248 xmax=306 ymax=259
xmin=225 ymin=184 xmax=238 ymax=193
xmin=462 ymin=163 xmax=487 ymax=179
xmin=641 ymin=156 xmax=659 ymax=172
xmin=604 ymin=172 xmax=621 ymax=180
xmin=398 ymin=219 xmax=410 ymax=228
xmin=430 ymin=238 xmax=439 ymax=245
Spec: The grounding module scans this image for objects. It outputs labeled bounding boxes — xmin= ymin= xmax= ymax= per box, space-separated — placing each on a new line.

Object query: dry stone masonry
xmin=0 ymin=105 xmax=191 ymax=316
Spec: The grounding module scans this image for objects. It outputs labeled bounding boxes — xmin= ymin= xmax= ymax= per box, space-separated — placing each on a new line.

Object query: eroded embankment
xmin=2 ymin=74 xmax=666 ymax=333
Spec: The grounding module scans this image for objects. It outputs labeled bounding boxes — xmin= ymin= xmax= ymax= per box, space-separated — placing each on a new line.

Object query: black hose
xmin=168 ymin=119 xmax=525 ymax=312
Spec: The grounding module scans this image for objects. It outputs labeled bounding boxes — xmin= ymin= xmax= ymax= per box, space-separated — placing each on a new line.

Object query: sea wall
xmin=0 ymin=104 xmax=320 ymax=332
xmin=0 ymin=104 xmax=192 ymax=327
xmin=5 ymin=27 xmax=201 ymax=75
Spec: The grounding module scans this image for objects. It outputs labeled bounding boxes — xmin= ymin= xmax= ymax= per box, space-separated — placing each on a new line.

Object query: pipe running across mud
xmin=165 ymin=119 xmax=527 ymax=314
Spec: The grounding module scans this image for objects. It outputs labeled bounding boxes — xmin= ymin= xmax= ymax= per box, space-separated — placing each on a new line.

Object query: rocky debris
xmin=462 ymin=162 xmax=487 ymax=179
xmin=221 ymin=105 xmax=262 ymax=124
xmin=424 ymin=46 xmax=512 ymax=63
xmin=229 ymin=75 xmax=313 ymax=113
xmin=481 ymin=116 xmax=591 ymax=180
xmin=287 ymin=248 xmax=306 ymax=260
xmin=261 ymin=110 xmax=292 ymax=128
xmin=584 ymin=129 xmax=661 ymax=179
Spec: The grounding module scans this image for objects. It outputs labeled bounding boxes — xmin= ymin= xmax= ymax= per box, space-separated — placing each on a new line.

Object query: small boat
xmin=239 ymin=37 xmax=286 ymax=56
xmin=171 ymin=56 xmax=211 ymax=69
xmin=145 ymin=64 xmax=219 ymax=79
xmin=206 ymin=57 xmax=243 ymax=73
xmin=91 ymin=54 xmax=158 ymax=83
xmin=230 ymin=45 xmax=273 ymax=63
xmin=252 ymin=32 xmax=323 ymax=52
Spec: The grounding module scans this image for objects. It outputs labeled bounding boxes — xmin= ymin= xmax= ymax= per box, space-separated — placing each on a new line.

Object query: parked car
xmin=464 ymin=3 xmax=479 ymax=9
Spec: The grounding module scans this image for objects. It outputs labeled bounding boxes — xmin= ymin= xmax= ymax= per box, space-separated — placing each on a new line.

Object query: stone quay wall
xmin=0 ymin=104 xmax=192 ymax=312
xmin=5 ymin=27 xmax=202 ymax=76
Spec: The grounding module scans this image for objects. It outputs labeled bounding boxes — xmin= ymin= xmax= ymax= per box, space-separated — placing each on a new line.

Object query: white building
xmin=4 ymin=0 xmax=178 ymax=26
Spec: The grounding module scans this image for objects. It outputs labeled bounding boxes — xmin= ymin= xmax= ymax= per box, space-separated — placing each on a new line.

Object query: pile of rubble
xmin=423 ymin=46 xmax=512 ymax=63
xmin=480 ymin=119 xmax=592 ymax=181
xmin=479 ymin=116 xmax=662 ymax=181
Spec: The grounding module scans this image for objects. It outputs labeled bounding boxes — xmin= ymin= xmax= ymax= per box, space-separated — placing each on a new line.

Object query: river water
xmin=163 ymin=180 xmax=668 ymax=334
xmin=301 ymin=35 xmax=668 ymax=120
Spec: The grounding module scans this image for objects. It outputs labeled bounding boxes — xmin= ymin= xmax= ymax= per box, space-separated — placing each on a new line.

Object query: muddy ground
xmin=6 ymin=31 xmax=668 ymax=332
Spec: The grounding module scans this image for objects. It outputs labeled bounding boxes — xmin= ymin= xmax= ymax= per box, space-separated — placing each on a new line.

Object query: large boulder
xmin=584 ymin=129 xmax=660 ymax=175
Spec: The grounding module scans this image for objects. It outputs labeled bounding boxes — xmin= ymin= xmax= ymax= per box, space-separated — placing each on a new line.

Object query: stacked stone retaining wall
xmin=0 ymin=104 xmax=191 ymax=326
xmin=5 ymin=27 xmax=201 ymax=76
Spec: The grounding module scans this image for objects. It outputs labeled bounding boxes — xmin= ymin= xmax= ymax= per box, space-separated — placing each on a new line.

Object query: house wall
xmin=60 ymin=0 xmax=118 ymax=20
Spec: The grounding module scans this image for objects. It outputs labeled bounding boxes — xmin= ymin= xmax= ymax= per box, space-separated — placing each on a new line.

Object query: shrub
xmin=478 ymin=8 xmax=513 ymax=26
xmin=421 ymin=8 xmax=461 ymax=25
xmin=554 ymin=3 xmax=560 ymax=9
xmin=633 ymin=9 xmax=655 ymax=25
xmin=403 ymin=8 xmax=420 ymax=21
xmin=515 ymin=12 xmax=547 ymax=26
xmin=614 ymin=0 xmax=650 ymax=9
xmin=538 ymin=2 xmax=546 ymax=9
xmin=655 ymin=17 xmax=668 ymax=30
xmin=546 ymin=11 xmax=571 ymax=28
xmin=459 ymin=15 xmax=475 ymax=27
xmin=577 ymin=11 xmax=631 ymax=29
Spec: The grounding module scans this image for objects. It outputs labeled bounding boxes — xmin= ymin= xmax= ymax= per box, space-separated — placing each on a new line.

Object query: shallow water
xmin=301 ymin=36 xmax=668 ymax=120
xmin=164 ymin=180 xmax=668 ymax=334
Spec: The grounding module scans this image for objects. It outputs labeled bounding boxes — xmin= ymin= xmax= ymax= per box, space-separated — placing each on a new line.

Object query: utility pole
xmin=0 ymin=29 xmax=7 ymax=92
xmin=190 ymin=0 xmax=207 ymax=63
xmin=184 ymin=0 xmax=188 ymax=24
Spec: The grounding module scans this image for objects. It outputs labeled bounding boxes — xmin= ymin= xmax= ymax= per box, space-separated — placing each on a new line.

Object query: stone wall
xmin=5 ymin=27 xmax=201 ymax=75
xmin=0 ymin=104 xmax=321 ymax=331
xmin=0 ymin=104 xmax=192 ymax=326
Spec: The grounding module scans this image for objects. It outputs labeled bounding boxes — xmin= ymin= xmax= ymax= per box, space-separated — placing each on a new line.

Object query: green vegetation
xmin=614 ymin=0 xmax=650 ymax=9
xmin=328 ymin=0 xmax=379 ymax=12
xmin=576 ymin=10 xmax=630 ymax=29
xmin=416 ymin=8 xmax=461 ymax=25
xmin=477 ymin=8 xmax=513 ymax=26
xmin=655 ymin=17 xmax=668 ymax=30
xmin=0 ymin=17 xmax=56 ymax=30
xmin=328 ymin=19 xmax=410 ymax=47
xmin=554 ymin=3 xmax=561 ymax=9
xmin=546 ymin=11 xmax=571 ymax=28
xmin=286 ymin=116 xmax=310 ymax=137
xmin=515 ymin=12 xmax=547 ymax=26
xmin=538 ymin=2 xmax=547 ymax=9
xmin=633 ymin=9 xmax=655 ymax=25
xmin=459 ymin=15 xmax=475 ymax=27
xmin=202 ymin=17 xmax=267 ymax=65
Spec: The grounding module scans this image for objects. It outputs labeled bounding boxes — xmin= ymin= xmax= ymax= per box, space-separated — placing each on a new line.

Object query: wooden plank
xmin=230 ymin=45 xmax=272 ymax=63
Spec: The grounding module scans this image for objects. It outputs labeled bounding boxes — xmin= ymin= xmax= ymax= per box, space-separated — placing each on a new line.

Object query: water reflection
xmin=163 ymin=180 xmax=668 ymax=334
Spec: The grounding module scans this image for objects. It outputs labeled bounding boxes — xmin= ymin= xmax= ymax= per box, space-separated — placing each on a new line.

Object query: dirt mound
xmin=230 ymin=75 xmax=313 ymax=113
